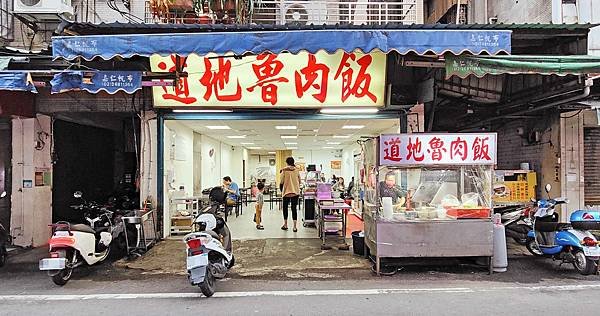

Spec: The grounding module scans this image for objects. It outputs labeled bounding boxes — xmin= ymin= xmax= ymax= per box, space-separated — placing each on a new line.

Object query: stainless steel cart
xmin=122 ymin=209 xmax=158 ymax=257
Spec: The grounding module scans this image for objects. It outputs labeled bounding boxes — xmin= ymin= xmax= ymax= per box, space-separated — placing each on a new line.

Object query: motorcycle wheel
xmin=0 ymin=246 xmax=7 ymax=267
xmin=199 ymin=265 xmax=216 ymax=297
xmin=572 ymin=250 xmax=598 ymax=276
xmin=526 ymin=238 xmax=544 ymax=257
xmin=51 ymin=267 xmax=74 ymax=286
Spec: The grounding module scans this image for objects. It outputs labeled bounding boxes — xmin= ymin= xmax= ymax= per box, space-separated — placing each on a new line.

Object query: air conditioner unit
xmin=13 ymin=0 xmax=74 ymax=22
xmin=277 ymin=1 xmax=327 ymax=25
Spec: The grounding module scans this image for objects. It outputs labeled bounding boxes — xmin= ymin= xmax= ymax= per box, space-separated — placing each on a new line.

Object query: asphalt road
xmin=1 ymin=277 xmax=600 ymax=316
xmin=1 ymin=254 xmax=600 ymax=316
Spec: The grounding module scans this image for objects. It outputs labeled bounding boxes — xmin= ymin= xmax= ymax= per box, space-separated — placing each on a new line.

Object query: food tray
xmin=445 ymin=208 xmax=491 ymax=219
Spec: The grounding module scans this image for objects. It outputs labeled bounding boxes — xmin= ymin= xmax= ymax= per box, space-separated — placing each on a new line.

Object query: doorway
xmin=159 ymin=114 xmax=400 ymax=239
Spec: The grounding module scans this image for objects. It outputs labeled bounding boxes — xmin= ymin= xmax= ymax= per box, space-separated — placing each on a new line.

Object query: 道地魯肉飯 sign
xmin=379 ymin=134 xmax=497 ymax=166
xmin=150 ymin=50 xmax=386 ymax=108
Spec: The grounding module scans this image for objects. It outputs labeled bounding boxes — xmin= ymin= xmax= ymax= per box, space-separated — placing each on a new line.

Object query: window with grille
xmin=0 ymin=1 xmax=13 ymax=41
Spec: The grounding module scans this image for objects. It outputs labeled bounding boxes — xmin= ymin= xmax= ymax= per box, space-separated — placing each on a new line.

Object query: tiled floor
xmin=226 ymin=202 xmax=318 ymax=240
xmin=225 ymin=201 xmax=364 ymax=240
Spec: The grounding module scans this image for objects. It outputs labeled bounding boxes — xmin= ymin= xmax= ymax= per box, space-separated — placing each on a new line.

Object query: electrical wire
xmin=560 ymin=109 xmax=584 ymax=119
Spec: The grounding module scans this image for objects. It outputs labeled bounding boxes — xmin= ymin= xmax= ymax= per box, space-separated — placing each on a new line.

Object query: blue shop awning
xmin=50 ymin=70 xmax=142 ymax=94
xmin=52 ymin=30 xmax=511 ymax=61
xmin=0 ymin=72 xmax=37 ymax=93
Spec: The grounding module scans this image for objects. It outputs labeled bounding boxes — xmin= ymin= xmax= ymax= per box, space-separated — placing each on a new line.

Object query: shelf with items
xmin=315 ymin=197 xmax=351 ymax=250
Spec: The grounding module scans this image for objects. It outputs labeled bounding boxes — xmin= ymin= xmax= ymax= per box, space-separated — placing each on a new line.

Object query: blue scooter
xmin=526 ymin=184 xmax=600 ymax=275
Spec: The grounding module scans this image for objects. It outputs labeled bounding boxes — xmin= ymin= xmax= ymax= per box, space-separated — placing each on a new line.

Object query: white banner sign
xmin=379 ymin=133 xmax=497 ymax=166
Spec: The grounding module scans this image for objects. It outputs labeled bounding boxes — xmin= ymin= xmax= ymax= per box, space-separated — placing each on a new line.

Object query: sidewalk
xmin=115 ymin=238 xmax=370 ymax=279
xmin=115 ymin=237 xmax=536 ymax=280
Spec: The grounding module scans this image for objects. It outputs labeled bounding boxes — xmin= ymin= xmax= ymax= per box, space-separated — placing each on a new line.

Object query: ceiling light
xmin=327 ymin=142 xmax=341 ymax=145
xmin=320 ymin=108 xmax=379 ymax=114
xmin=281 ymin=135 xmax=298 ymax=139
xmin=323 ymin=146 xmax=335 ymax=149
xmin=286 ymin=147 xmax=298 ymax=150
xmin=275 ymin=125 xmax=297 ymax=130
xmin=240 ymin=142 xmax=255 ymax=145
xmin=284 ymin=142 xmax=297 ymax=145
xmin=247 ymin=147 xmax=262 ymax=150
xmin=333 ymin=135 xmax=351 ymax=138
xmin=173 ymin=109 xmax=233 ymax=113
xmin=227 ymin=135 xmax=246 ymax=139
xmin=267 ymin=151 xmax=276 ymax=154
xmin=206 ymin=125 xmax=231 ymax=130
xmin=342 ymin=125 xmax=365 ymax=129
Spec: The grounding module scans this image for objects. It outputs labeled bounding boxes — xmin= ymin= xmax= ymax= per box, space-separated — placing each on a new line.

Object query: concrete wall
xmin=247 ymin=154 xmax=276 ymax=184
xmin=341 ymin=144 xmax=361 ymax=182
xmin=139 ymin=111 xmax=157 ymax=209
xmin=560 ymin=111 xmax=586 ymax=215
xmin=486 ymin=0 xmax=552 ymax=23
xmin=495 ymin=114 xmax=561 ymax=200
xmin=292 ymin=149 xmax=343 ymax=179
xmin=164 ymin=121 xmax=194 ymax=196
xmin=10 ymin=115 xmax=52 ymax=247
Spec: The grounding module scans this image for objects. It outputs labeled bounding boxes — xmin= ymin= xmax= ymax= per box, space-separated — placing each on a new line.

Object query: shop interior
xmin=163 ymin=118 xmax=400 ymax=239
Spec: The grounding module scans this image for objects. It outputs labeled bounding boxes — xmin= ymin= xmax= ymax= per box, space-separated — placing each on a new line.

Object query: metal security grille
xmin=145 ymin=0 xmax=421 ymax=25
xmin=584 ymin=128 xmax=600 ymax=206
xmin=0 ymin=1 xmax=13 ymax=41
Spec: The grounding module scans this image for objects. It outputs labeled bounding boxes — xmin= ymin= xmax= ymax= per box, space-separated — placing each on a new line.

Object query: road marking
xmin=1 ymin=284 xmax=600 ymax=301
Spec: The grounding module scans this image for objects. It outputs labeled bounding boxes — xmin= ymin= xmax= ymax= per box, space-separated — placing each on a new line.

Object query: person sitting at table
xmin=379 ymin=171 xmax=406 ymax=205
xmin=222 ymin=176 xmax=240 ymax=217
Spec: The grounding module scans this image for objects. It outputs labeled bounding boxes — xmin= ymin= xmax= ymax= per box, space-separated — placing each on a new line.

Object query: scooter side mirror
xmin=545 ymin=184 xmax=552 ymax=193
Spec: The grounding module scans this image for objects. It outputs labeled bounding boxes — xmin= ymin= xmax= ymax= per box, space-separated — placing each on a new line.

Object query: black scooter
xmin=0 ymin=191 xmax=10 ymax=267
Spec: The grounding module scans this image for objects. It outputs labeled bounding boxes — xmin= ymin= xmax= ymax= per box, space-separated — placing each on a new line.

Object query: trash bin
xmin=352 ymin=231 xmax=365 ymax=256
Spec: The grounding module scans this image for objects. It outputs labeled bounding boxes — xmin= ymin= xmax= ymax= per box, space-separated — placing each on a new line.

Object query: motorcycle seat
xmin=203 ymin=230 xmax=220 ymax=240
xmin=534 ymin=221 xmax=571 ymax=232
xmin=57 ymin=224 xmax=95 ymax=234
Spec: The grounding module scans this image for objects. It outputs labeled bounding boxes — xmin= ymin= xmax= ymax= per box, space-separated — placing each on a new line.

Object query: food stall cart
xmin=362 ymin=133 xmax=497 ymax=275
xmin=315 ymin=183 xmax=351 ymax=250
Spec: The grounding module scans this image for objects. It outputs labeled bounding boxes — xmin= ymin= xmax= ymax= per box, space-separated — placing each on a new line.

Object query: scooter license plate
xmin=39 ymin=258 xmax=66 ymax=271
xmin=583 ymin=246 xmax=600 ymax=257
xmin=187 ymin=253 xmax=208 ymax=270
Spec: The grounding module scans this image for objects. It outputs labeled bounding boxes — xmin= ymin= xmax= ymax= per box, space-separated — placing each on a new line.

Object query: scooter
xmin=495 ymin=204 xmax=532 ymax=245
xmin=184 ymin=187 xmax=234 ymax=297
xmin=39 ymin=191 xmax=115 ymax=285
xmin=526 ymin=184 xmax=600 ymax=275
xmin=0 ymin=191 xmax=10 ymax=267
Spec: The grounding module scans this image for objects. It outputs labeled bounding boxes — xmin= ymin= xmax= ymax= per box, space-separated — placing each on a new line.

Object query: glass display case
xmin=375 ymin=166 xmax=492 ymax=222
xmin=362 ymin=134 xmax=497 ymax=275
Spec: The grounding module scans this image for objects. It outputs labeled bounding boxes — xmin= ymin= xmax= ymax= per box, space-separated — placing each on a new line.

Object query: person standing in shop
xmin=280 ymin=157 xmax=301 ymax=232
xmin=254 ymin=182 xmax=265 ymax=230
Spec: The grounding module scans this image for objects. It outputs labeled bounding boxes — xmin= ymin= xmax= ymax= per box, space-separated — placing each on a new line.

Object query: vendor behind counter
xmin=379 ymin=171 xmax=406 ymax=204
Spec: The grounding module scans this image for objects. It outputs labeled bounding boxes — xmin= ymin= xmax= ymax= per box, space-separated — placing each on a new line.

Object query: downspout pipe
xmin=460 ymin=86 xmax=591 ymax=131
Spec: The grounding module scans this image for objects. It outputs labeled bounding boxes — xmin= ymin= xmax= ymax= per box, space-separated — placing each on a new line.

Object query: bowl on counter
xmin=417 ymin=207 xmax=437 ymax=220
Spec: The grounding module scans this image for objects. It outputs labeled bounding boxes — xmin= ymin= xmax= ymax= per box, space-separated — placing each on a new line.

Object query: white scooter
xmin=185 ymin=187 xmax=234 ymax=297
xmin=39 ymin=191 xmax=114 ymax=285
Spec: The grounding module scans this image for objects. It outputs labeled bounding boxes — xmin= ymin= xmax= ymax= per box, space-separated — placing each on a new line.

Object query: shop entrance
xmin=160 ymin=114 xmax=400 ymax=240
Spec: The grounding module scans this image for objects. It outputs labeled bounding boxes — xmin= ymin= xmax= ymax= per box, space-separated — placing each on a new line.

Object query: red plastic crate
xmin=445 ymin=208 xmax=491 ymax=219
